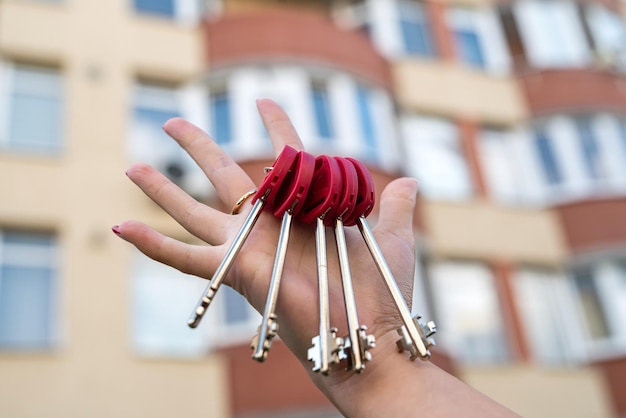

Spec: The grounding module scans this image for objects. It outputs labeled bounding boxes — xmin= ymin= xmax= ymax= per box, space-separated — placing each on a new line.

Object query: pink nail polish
xmin=112 ymin=225 xmax=122 ymax=236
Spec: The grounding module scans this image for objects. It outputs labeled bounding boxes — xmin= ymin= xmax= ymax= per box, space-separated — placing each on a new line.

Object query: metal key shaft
xmin=335 ymin=217 xmax=374 ymax=372
xmin=188 ymin=191 xmax=269 ymax=328
xmin=357 ymin=216 xmax=435 ymax=359
xmin=251 ymin=207 xmax=293 ymax=361
xmin=307 ymin=217 xmax=343 ymax=374
xmin=187 ymin=145 xmax=300 ymax=329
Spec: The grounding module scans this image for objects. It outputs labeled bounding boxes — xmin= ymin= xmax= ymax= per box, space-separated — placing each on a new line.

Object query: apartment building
xmin=1 ymin=0 xmax=625 ymax=417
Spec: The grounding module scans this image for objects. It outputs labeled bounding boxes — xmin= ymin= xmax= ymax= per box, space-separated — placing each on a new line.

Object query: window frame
xmin=400 ymin=115 xmax=473 ymax=200
xmin=397 ymin=0 xmax=435 ymax=58
xmin=0 ymin=61 xmax=64 ymax=155
xmin=569 ymin=258 xmax=626 ymax=358
xmin=0 ymin=229 xmax=59 ymax=351
xmin=427 ymin=260 xmax=510 ymax=365
xmin=132 ymin=0 xmax=204 ymax=24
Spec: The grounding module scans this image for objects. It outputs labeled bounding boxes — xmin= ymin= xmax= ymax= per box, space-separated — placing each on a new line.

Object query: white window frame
xmin=0 ymin=230 xmax=59 ymax=351
xmin=447 ymin=7 xmax=511 ymax=74
xmin=569 ymin=258 xmax=626 ymax=359
xmin=0 ymin=61 xmax=64 ymax=155
xmin=585 ymin=4 xmax=626 ymax=70
xmin=131 ymin=251 xmax=260 ymax=358
xmin=513 ymin=268 xmax=588 ymax=365
xmin=514 ymin=0 xmax=591 ymax=68
xmin=531 ymin=114 xmax=626 ymax=205
xmin=211 ymin=65 xmax=400 ymax=171
xmin=428 ymin=260 xmax=510 ymax=364
xmin=479 ymin=127 xmax=546 ymax=206
xmin=130 ymin=80 xmax=212 ymax=200
xmin=400 ymin=115 xmax=473 ymax=200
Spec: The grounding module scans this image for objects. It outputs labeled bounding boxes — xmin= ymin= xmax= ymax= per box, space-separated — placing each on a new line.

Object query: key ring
xmin=231 ymin=189 xmax=258 ymax=215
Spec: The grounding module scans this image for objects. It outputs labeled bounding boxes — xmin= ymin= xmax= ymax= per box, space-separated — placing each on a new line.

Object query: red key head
xmin=331 ymin=156 xmax=359 ymax=225
xmin=252 ymin=145 xmax=299 ymax=208
xmin=343 ymin=157 xmax=375 ymax=226
xmin=271 ymin=150 xmax=315 ymax=217
xmin=297 ymin=155 xmax=343 ymax=225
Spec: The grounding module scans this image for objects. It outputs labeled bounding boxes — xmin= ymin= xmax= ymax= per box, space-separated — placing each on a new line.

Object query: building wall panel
xmin=393 ymin=60 xmax=527 ymax=125
xmin=423 ymin=200 xmax=566 ymax=264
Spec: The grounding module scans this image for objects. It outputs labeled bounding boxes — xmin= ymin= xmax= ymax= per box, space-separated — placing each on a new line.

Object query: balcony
xmin=521 ymin=68 xmax=626 ymax=116
xmin=422 ymin=200 xmax=566 ymax=264
xmin=203 ymin=8 xmax=391 ymax=89
xmin=555 ymin=196 xmax=626 ymax=254
xmin=392 ymin=59 xmax=527 ymax=125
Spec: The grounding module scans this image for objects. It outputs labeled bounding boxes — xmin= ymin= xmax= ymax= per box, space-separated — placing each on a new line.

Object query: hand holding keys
xmin=119 ymin=106 xmax=520 ymax=418
xmin=188 ymin=146 xmax=437 ymax=374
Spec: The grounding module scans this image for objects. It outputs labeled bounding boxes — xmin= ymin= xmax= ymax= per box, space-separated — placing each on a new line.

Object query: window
xmin=534 ymin=127 xmax=562 ymax=186
xmin=428 ymin=261 xmax=509 ymax=364
xmin=312 ymin=82 xmax=334 ymax=140
xmin=134 ymin=0 xmax=175 ymax=17
xmin=575 ymin=118 xmax=604 ymax=180
xmin=356 ymin=86 xmax=377 ymax=161
xmin=0 ymin=230 xmax=58 ymax=350
xmin=619 ymin=119 xmax=626 ymax=161
xmin=133 ymin=0 xmax=202 ymax=23
xmin=571 ymin=260 xmax=626 ymax=354
xmin=585 ymin=5 xmax=626 ymax=70
xmin=454 ymin=29 xmax=486 ymax=68
xmin=398 ymin=0 xmax=434 ymax=57
xmin=1 ymin=63 xmax=63 ymax=154
xmin=130 ymin=82 xmax=210 ymax=198
xmin=448 ymin=8 xmax=511 ymax=73
xmin=448 ymin=9 xmax=486 ymax=69
xmin=514 ymin=0 xmax=591 ymax=68
xmin=479 ymin=129 xmax=521 ymax=203
xmin=514 ymin=268 xmax=585 ymax=364
xmin=131 ymin=254 xmax=211 ymax=357
xmin=210 ymin=90 xmax=231 ymax=145
xmin=132 ymin=254 xmax=260 ymax=357
xmin=573 ymin=267 xmax=611 ymax=340
xmin=402 ymin=116 xmax=472 ymax=200
xmin=530 ymin=114 xmax=626 ymax=201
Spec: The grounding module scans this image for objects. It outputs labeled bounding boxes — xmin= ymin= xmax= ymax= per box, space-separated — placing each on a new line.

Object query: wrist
xmin=310 ymin=330 xmax=520 ymax=418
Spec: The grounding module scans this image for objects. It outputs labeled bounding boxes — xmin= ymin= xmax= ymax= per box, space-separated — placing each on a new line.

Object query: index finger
xmin=256 ymin=99 xmax=305 ymax=155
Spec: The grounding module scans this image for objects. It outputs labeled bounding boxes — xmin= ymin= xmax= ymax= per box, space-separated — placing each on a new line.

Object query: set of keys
xmin=187 ymin=146 xmax=437 ymax=374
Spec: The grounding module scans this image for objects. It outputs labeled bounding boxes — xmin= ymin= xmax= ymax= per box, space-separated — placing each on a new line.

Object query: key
xmin=301 ymin=155 xmax=346 ymax=374
xmin=251 ymin=150 xmax=315 ymax=361
xmin=332 ymin=157 xmax=375 ymax=373
xmin=345 ymin=158 xmax=436 ymax=360
xmin=187 ymin=146 xmax=299 ymax=328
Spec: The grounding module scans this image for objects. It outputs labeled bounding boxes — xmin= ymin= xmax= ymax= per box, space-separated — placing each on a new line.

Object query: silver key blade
xmin=188 ymin=195 xmax=266 ymax=328
xmin=334 ymin=217 xmax=371 ymax=373
xmin=313 ymin=216 xmax=331 ymax=373
xmin=356 ymin=216 xmax=435 ymax=360
xmin=251 ymin=210 xmax=293 ymax=361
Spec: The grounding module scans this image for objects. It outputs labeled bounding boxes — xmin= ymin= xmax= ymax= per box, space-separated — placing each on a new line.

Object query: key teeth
xmin=396 ymin=315 xmax=437 ymax=360
xmin=358 ymin=326 xmax=376 ymax=359
xmin=307 ymin=335 xmax=323 ymax=372
xmin=251 ymin=317 xmax=280 ymax=362
xmin=308 ymin=328 xmax=347 ymax=374
xmin=339 ymin=327 xmax=375 ymax=373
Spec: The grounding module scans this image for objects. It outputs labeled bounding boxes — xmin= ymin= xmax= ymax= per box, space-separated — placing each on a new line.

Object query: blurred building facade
xmin=1 ymin=0 xmax=626 ymax=417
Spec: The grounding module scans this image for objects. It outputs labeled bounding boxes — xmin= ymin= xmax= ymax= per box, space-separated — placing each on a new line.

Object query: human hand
xmin=114 ymin=99 xmax=520 ymax=417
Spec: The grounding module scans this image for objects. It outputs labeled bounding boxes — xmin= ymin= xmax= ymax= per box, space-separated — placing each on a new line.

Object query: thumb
xmin=375 ymin=177 xmax=419 ymax=243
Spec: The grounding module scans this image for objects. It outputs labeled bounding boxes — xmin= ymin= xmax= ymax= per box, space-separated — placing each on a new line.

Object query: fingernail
xmin=111 ymin=225 xmax=122 ymax=236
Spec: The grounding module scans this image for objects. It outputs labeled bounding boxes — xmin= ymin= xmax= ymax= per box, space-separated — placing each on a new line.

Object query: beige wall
xmin=393 ymin=59 xmax=528 ymax=125
xmin=462 ymin=365 xmax=614 ymax=418
xmin=423 ymin=200 xmax=567 ymax=264
xmin=0 ymin=1 xmax=228 ymax=417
